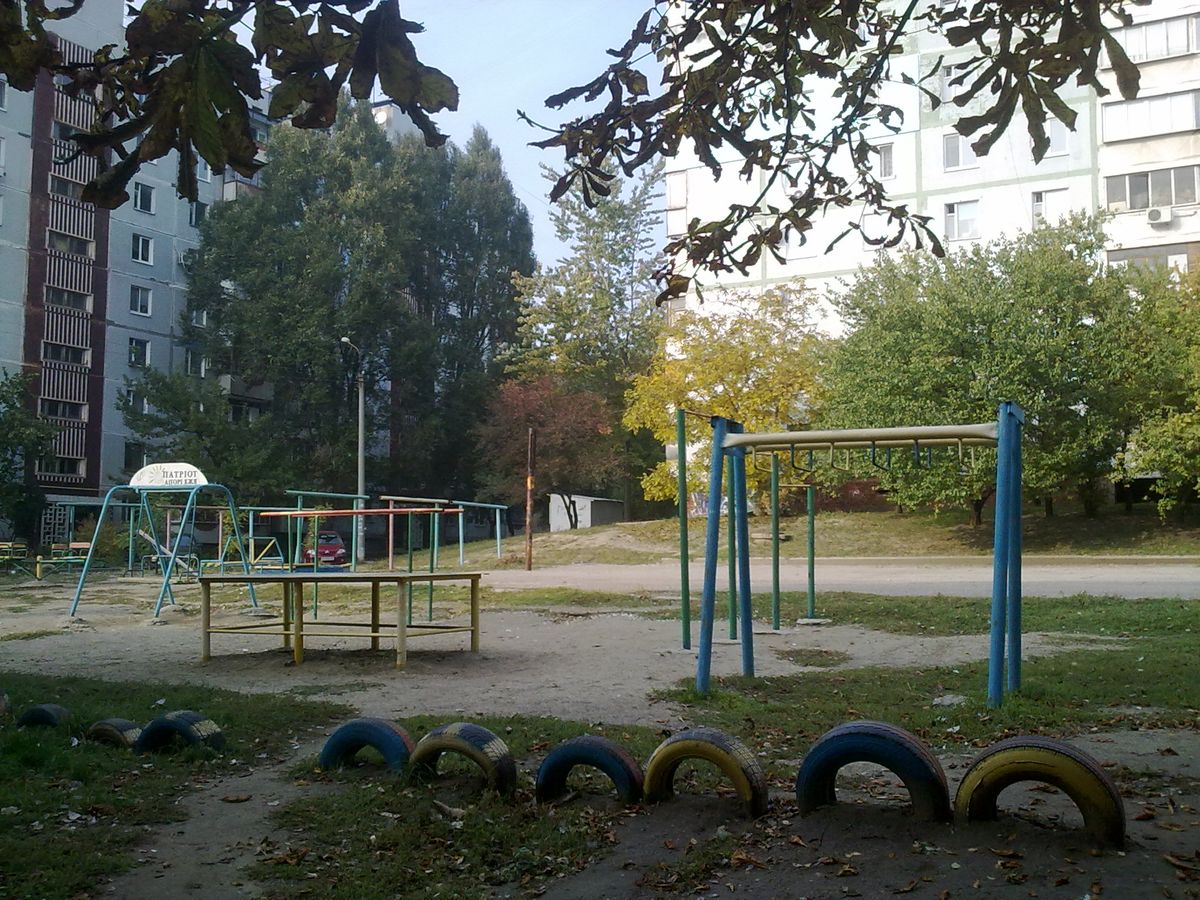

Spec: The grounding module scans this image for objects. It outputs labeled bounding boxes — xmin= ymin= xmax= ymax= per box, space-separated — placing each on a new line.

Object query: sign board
xmin=129 ymin=462 xmax=208 ymax=488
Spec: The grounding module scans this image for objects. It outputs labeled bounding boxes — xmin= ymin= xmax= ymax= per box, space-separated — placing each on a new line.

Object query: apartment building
xmin=662 ymin=1 xmax=1200 ymax=318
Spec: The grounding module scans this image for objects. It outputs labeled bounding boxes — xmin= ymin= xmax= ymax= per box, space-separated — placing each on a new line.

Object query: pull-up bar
xmin=695 ymin=404 xmax=1024 ymax=709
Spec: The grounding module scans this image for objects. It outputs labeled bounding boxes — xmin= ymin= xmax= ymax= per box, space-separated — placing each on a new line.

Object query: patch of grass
xmin=660 ymin=634 xmax=1200 ymax=780
xmin=0 ymin=629 xmax=59 ymax=642
xmin=636 ymin=830 xmax=737 ymax=894
xmin=260 ymin=715 xmax=661 ymax=898
xmin=0 ymin=671 xmax=351 ymax=900
xmin=771 ymin=647 xmax=851 ymax=668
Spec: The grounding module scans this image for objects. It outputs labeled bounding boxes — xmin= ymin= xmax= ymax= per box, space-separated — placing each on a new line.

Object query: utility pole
xmin=524 ymin=427 xmax=535 ymax=571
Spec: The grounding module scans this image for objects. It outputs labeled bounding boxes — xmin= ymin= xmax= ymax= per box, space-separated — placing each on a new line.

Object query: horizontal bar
xmin=206 ymin=627 xmax=471 ymax=638
xmin=750 ymin=437 xmax=996 ymax=453
xmin=726 ymin=424 xmax=997 ymax=451
xmin=286 ymin=489 xmax=370 ymax=500
xmin=200 ymin=571 xmax=481 ymax=584
xmin=259 ymin=507 xmax=462 ymax=518
xmin=449 ymin=499 xmax=508 ymax=510
xmin=379 ymin=495 xmax=449 ymax=505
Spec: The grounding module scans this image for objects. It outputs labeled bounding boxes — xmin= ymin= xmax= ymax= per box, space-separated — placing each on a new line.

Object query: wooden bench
xmin=198 ymin=570 xmax=482 ymax=669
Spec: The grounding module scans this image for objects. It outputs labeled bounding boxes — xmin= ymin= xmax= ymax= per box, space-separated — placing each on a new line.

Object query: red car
xmin=304 ymin=531 xmax=347 ymax=565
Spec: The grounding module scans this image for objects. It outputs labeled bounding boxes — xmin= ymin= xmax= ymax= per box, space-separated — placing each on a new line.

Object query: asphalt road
xmin=486 ymin=556 xmax=1200 ymax=599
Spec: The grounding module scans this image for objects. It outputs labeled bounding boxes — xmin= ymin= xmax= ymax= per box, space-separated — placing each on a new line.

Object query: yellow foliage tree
xmin=624 ymin=287 xmax=828 ymax=501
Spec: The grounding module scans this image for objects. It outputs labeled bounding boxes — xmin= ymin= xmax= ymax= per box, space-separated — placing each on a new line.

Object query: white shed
xmin=548 ymin=494 xmax=625 ymax=532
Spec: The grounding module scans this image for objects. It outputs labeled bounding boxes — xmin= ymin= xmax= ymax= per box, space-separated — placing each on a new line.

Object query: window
xmin=942 ymin=133 xmax=977 ymax=169
xmin=190 ymin=308 xmax=208 ymax=327
xmin=197 ymin=159 xmax=211 ymax=182
xmin=132 ymin=233 xmax=153 ymax=264
xmin=51 ymin=120 xmax=76 ymax=142
xmin=45 ymin=286 xmax=90 ymax=311
xmin=938 ymin=64 xmax=959 ymax=102
xmin=133 ymin=182 xmax=155 ymax=213
xmin=877 ymin=143 xmax=895 ymax=180
xmin=129 ymin=337 xmax=150 ymax=368
xmin=189 ymin=200 xmax=208 ymax=227
xmin=47 ymin=230 xmax=93 ymax=258
xmin=126 ymin=388 xmax=148 ymax=414
xmin=1102 ymin=90 xmax=1200 ymax=141
xmin=43 ymin=342 xmax=88 ymax=365
xmin=1045 ymin=119 xmax=1068 ymax=156
xmin=1110 ymin=15 xmax=1200 ymax=63
xmin=184 ymin=349 xmax=207 ymax=378
xmin=0 ymin=135 xmax=6 ymax=170
xmin=129 ymin=284 xmax=152 ymax=316
xmin=49 ymin=175 xmax=85 ymax=200
xmin=1106 ymin=165 xmax=1199 ymax=210
xmin=123 ymin=442 xmax=147 ymax=473
xmin=1032 ymin=188 xmax=1070 ymax=225
xmin=665 ymin=170 xmax=688 ymax=237
xmin=944 ymin=200 xmax=980 ymax=240
xmin=40 ymin=399 xmax=85 ymax=420
xmin=39 ymin=455 xmax=83 ymax=476
xmin=0 ymin=76 xmax=7 ymax=110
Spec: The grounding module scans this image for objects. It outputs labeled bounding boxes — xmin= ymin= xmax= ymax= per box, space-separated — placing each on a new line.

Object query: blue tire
xmin=85 ymin=718 xmax=143 ymax=749
xmin=16 ymin=703 xmax=70 ymax=727
xmin=409 ymin=722 xmax=517 ymax=797
xmin=535 ymin=735 xmax=644 ymax=804
xmin=795 ymin=721 xmax=951 ymax=822
xmin=134 ymin=710 xmax=226 ymax=753
xmin=318 ymin=718 xmax=416 ymax=773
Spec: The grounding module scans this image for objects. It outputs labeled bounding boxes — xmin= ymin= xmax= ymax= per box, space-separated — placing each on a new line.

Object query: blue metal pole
xmin=216 ymin=485 xmax=258 ymax=608
xmin=696 ymin=416 xmax=729 ymax=694
xmin=726 ymin=453 xmax=737 ymax=640
xmin=68 ymin=485 xmax=120 ymax=616
xmin=770 ymin=454 xmax=780 ymax=630
xmin=988 ymin=403 xmax=1015 ymax=707
xmin=458 ymin=509 xmax=465 ymax=566
xmin=731 ymin=425 xmax=755 ymax=677
xmin=154 ymin=487 xmax=199 ymax=616
xmin=1006 ymin=403 xmax=1025 ymax=693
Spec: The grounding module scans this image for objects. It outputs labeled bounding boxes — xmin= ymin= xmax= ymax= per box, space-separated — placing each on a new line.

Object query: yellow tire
xmin=954 ymin=736 xmax=1125 ymax=849
xmin=643 ymin=727 xmax=768 ymax=818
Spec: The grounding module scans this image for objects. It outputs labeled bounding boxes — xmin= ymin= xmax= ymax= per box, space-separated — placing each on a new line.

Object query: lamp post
xmin=340 ymin=336 xmax=366 ymax=564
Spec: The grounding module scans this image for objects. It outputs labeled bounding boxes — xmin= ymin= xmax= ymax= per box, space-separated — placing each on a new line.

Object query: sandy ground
xmin=2 ymin=574 xmax=1198 ymax=898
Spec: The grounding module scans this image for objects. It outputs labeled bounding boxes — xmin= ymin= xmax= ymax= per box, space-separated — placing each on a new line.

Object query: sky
xmin=396 ymin=1 xmax=659 ymax=266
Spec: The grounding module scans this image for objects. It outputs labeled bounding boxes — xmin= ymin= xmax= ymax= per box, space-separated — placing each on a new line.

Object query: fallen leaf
xmin=838 ymin=864 xmax=859 ymax=877
xmin=788 ymin=835 xmax=807 ymax=847
xmin=892 ymin=879 xmax=920 ymax=894
xmin=1158 ymin=747 xmax=1179 ymax=756
xmin=220 ymin=795 xmax=252 ymax=804
xmin=990 ymin=847 xmax=1025 ymax=859
xmin=1091 ymin=880 xmax=1103 ymax=895
xmin=1135 ymin=807 xmax=1157 ymax=821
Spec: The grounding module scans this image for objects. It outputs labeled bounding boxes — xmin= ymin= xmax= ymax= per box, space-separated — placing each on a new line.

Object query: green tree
xmin=824 ymin=216 xmax=1173 ymax=523
xmin=126 ymin=101 xmax=532 ymax=501
xmin=5 ymin=2 xmax=1147 ymax=293
xmin=0 ymin=372 xmax=56 ymax=538
xmin=509 ymin=165 xmax=664 ymax=513
xmin=624 ymin=288 xmax=827 ymax=501
xmin=1127 ymin=271 xmax=1200 ymax=516
xmin=474 ymin=377 xmax=620 ymax=528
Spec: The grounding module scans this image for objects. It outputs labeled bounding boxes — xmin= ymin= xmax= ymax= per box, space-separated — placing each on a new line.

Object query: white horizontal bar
xmin=723 ymin=422 xmax=998 ymax=450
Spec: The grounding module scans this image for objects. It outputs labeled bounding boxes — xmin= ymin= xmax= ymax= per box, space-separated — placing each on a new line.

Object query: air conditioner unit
xmin=1147 ymin=206 xmax=1174 ymax=225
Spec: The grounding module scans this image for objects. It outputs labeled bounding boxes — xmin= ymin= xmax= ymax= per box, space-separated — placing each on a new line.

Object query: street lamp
xmin=340 ymin=336 xmax=366 ymax=564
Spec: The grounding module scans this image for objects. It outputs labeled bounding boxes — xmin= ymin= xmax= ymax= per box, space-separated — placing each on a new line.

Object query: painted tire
xmin=85 ymin=718 xmax=143 ymax=749
xmin=133 ymin=710 xmax=226 ymax=753
xmin=795 ymin=720 xmax=951 ymax=822
xmin=643 ymin=727 xmax=769 ymax=818
xmin=409 ymin=722 xmax=518 ymax=797
xmin=318 ymin=718 xmax=416 ymax=773
xmin=535 ymin=735 xmax=644 ymax=804
xmin=16 ymin=703 xmax=71 ymax=727
xmin=954 ymin=736 xmax=1126 ymax=848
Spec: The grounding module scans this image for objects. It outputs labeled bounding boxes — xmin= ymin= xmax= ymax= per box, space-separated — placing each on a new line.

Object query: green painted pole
xmin=428 ymin=511 xmax=439 ymax=621
xmin=806 ymin=484 xmax=816 ymax=619
xmin=676 ymin=409 xmax=691 ymax=649
xmin=771 ymin=454 xmax=780 ymax=630
xmin=458 ymin=509 xmax=465 ymax=566
xmin=726 ymin=453 xmax=737 ymax=640
xmin=406 ymin=512 xmax=414 ymax=624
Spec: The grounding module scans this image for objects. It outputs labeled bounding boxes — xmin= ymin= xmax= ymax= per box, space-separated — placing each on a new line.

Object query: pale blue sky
xmin=400 ymin=1 xmax=659 ymax=265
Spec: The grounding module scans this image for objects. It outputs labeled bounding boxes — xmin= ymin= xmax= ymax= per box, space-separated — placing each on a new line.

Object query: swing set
xmin=682 ymin=402 xmax=1025 ymax=708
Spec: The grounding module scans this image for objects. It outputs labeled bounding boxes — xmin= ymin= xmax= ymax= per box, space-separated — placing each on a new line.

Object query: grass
xmin=253 ymin=715 xmax=662 ymax=899
xmin=0 ymin=629 xmax=59 ymax=642
xmin=0 ymin=672 xmax=350 ymax=899
xmin=659 ymin=594 xmax=1200 ymax=779
xmin=771 ymin=647 xmax=851 ymax=667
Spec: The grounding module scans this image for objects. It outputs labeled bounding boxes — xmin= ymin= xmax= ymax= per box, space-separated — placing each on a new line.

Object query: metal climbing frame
xmin=696 ymin=403 xmax=1024 ymax=708
xmin=68 ymin=483 xmax=258 ymax=617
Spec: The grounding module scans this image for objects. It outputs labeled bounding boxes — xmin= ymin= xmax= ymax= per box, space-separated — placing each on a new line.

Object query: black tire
xmin=795 ymin=721 xmax=951 ymax=822
xmin=955 ymin=735 xmax=1126 ymax=849
xmin=85 ymin=718 xmax=143 ymax=749
xmin=133 ymin=710 xmax=226 ymax=753
xmin=318 ymin=718 xmax=416 ymax=773
xmin=16 ymin=703 xmax=71 ymax=728
xmin=643 ymin=727 xmax=769 ymax=818
xmin=409 ymin=722 xmax=517 ymax=797
xmin=535 ymin=735 xmax=644 ymax=804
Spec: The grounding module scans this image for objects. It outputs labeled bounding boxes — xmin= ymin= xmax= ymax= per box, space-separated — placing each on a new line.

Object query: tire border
xmin=409 ymin=722 xmax=518 ymax=797
xmin=535 ymin=734 xmax=644 ymax=804
xmin=133 ymin=709 xmax=226 ymax=754
xmin=317 ymin=717 xmax=416 ymax=773
xmin=16 ymin=703 xmax=70 ymax=728
xmin=643 ymin=727 xmax=769 ymax=818
xmin=85 ymin=718 xmax=143 ymax=749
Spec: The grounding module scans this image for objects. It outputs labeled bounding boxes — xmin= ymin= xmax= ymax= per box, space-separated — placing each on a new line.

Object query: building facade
xmin=662 ymin=1 xmax=1200 ymax=318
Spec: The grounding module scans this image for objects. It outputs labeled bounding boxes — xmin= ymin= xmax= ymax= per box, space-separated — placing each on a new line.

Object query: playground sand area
xmin=2 ymin=573 xmax=1198 ymax=898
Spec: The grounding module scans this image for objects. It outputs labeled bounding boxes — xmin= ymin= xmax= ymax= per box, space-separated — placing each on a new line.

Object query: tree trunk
xmin=557 ymin=493 xmax=579 ymax=530
xmin=1044 ymin=495 xmax=1054 ymax=518
xmin=970 ymin=498 xmax=985 ymax=528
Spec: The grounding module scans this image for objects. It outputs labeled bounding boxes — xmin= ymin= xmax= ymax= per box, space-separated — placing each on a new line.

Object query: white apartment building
xmin=663 ymin=1 xmax=1200 ymax=320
